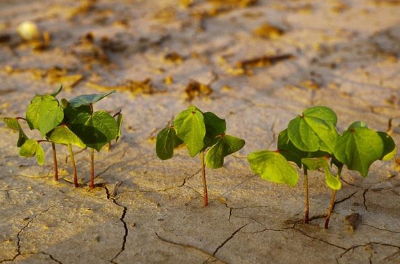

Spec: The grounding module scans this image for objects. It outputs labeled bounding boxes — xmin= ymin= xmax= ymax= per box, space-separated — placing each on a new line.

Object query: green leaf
xmin=17 ymin=122 xmax=29 ymax=148
xmin=348 ymin=121 xmax=368 ymax=129
xmin=26 ymin=95 xmax=54 ymax=129
xmin=38 ymin=100 xmax=64 ymax=136
xmin=302 ymin=157 xmax=341 ymax=190
xmin=3 ymin=117 xmax=19 ymax=130
xmin=378 ymin=132 xmax=396 ymax=161
xmin=156 ymin=126 xmax=183 ymax=160
xmin=51 ymin=84 xmax=63 ymax=97
xmin=68 ymin=110 xmax=118 ymax=151
xmin=205 ymin=134 xmax=245 ymax=169
xmin=174 ymin=106 xmax=206 ymax=157
xmin=203 ymin=112 xmax=226 ymax=148
xmin=19 ymin=139 xmax=38 ymax=157
xmin=48 ymin=126 xmax=86 ymax=149
xmin=288 ymin=106 xmax=338 ymax=153
xmin=277 ymin=129 xmax=308 ymax=168
xmin=26 ymin=94 xmax=64 ymax=135
xmin=205 ymin=139 xmax=225 ymax=168
xmin=301 ymin=157 xmax=325 ymax=170
xmin=35 ymin=144 xmax=45 ymax=166
xmin=334 ymin=127 xmax=384 ymax=177
xmin=116 ymin=113 xmax=123 ymax=142
xmin=68 ymin=91 xmax=115 ymax=108
xmin=325 ymin=168 xmax=341 ymax=190
xmin=247 ymin=150 xmax=298 ymax=186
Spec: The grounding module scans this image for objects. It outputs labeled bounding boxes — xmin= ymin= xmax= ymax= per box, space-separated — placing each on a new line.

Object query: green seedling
xmin=2 ymin=87 xmax=122 ymax=189
xmin=155 ymin=106 xmax=245 ymax=206
xmin=248 ymin=106 xmax=396 ymax=228
xmin=63 ymin=90 xmax=122 ymax=189
xmin=3 ymin=85 xmax=65 ymax=180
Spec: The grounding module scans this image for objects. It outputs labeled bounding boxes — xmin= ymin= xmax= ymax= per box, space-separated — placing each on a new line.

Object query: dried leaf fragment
xmin=164 ymin=52 xmax=184 ymax=64
xmin=253 ymin=23 xmax=284 ymax=39
xmin=87 ymin=78 xmax=154 ymax=95
xmin=344 ymin=213 xmax=361 ymax=232
xmin=236 ymin=54 xmax=294 ymax=70
xmin=185 ymin=80 xmax=213 ymax=101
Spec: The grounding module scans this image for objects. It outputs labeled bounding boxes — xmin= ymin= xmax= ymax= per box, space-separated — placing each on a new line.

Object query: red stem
xmin=52 ymin=143 xmax=58 ymax=181
xmin=90 ymin=148 xmax=95 ymax=189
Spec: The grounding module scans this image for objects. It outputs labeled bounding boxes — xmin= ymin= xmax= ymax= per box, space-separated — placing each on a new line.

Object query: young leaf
xmin=68 ymin=91 xmax=115 ymax=108
xmin=378 ymin=132 xmax=396 ymax=161
xmin=247 ymin=150 xmax=298 ymax=186
xmin=26 ymin=94 xmax=64 ymax=135
xmin=48 ymin=126 xmax=86 ymax=149
xmin=348 ymin=121 xmax=368 ymax=129
xmin=116 ymin=113 xmax=123 ymax=142
xmin=156 ymin=126 xmax=183 ymax=160
xmin=334 ymin=127 xmax=384 ymax=177
xmin=35 ymin=144 xmax=45 ymax=166
xmin=302 ymin=157 xmax=341 ymax=190
xmin=19 ymin=139 xmax=38 ymax=157
xmin=277 ymin=129 xmax=308 ymax=168
xmin=68 ymin=110 xmax=118 ymax=151
xmin=205 ymin=134 xmax=245 ymax=169
xmin=51 ymin=84 xmax=63 ymax=97
xmin=17 ymin=122 xmax=29 ymax=147
xmin=203 ymin=112 xmax=226 ymax=147
xmin=205 ymin=139 xmax=224 ymax=168
xmin=174 ymin=106 xmax=206 ymax=157
xmin=3 ymin=117 xmax=19 ymax=130
xmin=288 ymin=106 xmax=338 ymax=153
xmin=38 ymin=100 xmax=64 ymax=136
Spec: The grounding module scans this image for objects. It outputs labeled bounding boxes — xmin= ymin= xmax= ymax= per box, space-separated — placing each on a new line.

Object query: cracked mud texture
xmin=1 ymin=0 xmax=400 ymax=263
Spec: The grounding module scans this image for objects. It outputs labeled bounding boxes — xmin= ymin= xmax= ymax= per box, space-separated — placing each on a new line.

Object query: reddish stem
xmin=325 ymin=190 xmax=337 ymax=229
xmin=304 ymin=167 xmax=309 ymax=224
xmin=52 ymin=143 xmax=58 ymax=181
xmin=90 ymin=148 xmax=95 ymax=189
xmin=68 ymin=144 xmax=78 ymax=188
xmin=200 ymin=151 xmax=208 ymax=207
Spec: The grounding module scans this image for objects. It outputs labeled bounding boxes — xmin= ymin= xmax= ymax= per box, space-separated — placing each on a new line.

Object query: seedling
xmin=248 ymin=106 xmax=396 ymax=228
xmin=2 ymin=86 xmax=122 ymax=189
xmin=63 ymin=91 xmax=122 ymax=189
xmin=155 ymin=106 xmax=245 ymax=206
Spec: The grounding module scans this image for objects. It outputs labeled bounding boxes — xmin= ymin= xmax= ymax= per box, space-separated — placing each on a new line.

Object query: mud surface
xmin=1 ymin=0 xmax=400 ymax=263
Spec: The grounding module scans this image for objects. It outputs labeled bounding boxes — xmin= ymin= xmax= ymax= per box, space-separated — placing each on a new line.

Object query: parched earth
xmin=0 ymin=0 xmax=400 ymax=263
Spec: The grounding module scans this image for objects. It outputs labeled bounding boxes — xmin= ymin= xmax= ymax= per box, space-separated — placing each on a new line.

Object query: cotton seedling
xmin=156 ymin=106 xmax=245 ymax=206
xmin=248 ymin=106 xmax=396 ymax=228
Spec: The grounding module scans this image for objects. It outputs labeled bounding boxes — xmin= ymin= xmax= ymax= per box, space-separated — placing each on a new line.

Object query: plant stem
xmin=52 ymin=143 xmax=58 ymax=181
xmin=90 ymin=148 xmax=95 ymax=189
xmin=200 ymin=150 xmax=208 ymax=207
xmin=303 ymin=167 xmax=309 ymax=224
xmin=324 ymin=189 xmax=337 ymax=229
xmin=68 ymin=144 xmax=78 ymax=188
xmin=325 ymin=166 xmax=342 ymax=229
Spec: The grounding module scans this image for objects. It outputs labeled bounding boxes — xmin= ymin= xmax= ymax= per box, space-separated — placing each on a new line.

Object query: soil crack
xmin=105 ymin=185 xmax=129 ymax=264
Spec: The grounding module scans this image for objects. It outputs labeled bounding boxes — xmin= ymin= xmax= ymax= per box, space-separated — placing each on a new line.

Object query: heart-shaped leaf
xmin=68 ymin=110 xmax=118 ymax=151
xmin=48 ymin=126 xmax=86 ymax=149
xmin=288 ymin=106 xmax=338 ymax=153
xmin=68 ymin=91 xmax=115 ymax=108
xmin=19 ymin=139 xmax=38 ymax=157
xmin=174 ymin=106 xmax=206 ymax=157
xmin=38 ymin=100 xmax=64 ymax=136
xmin=334 ymin=127 xmax=384 ymax=177
xmin=26 ymin=94 xmax=64 ymax=136
xmin=3 ymin=117 xmax=19 ymax=130
xmin=205 ymin=134 xmax=245 ymax=169
xmin=203 ymin=112 xmax=226 ymax=148
xmin=247 ymin=150 xmax=298 ymax=186
xmin=378 ymin=132 xmax=396 ymax=161
xmin=156 ymin=126 xmax=183 ymax=160
xmin=277 ymin=129 xmax=308 ymax=168
xmin=35 ymin=144 xmax=45 ymax=166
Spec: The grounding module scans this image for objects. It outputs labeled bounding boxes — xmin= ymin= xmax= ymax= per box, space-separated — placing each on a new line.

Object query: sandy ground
xmin=1 ymin=0 xmax=400 ymax=263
